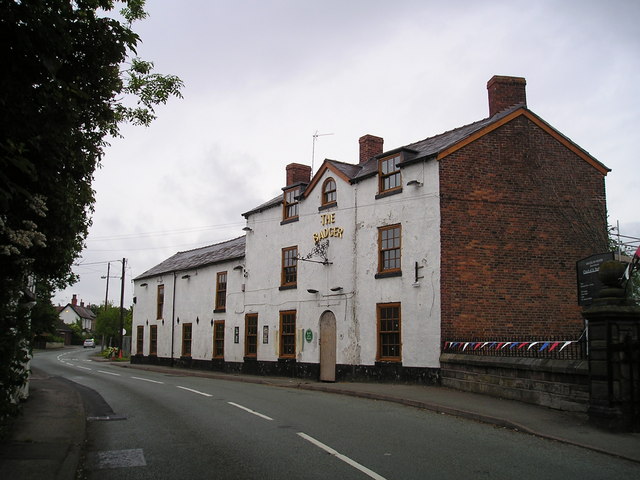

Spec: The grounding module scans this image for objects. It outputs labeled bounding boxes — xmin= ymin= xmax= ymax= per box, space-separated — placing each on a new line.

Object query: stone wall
xmin=440 ymin=353 xmax=589 ymax=412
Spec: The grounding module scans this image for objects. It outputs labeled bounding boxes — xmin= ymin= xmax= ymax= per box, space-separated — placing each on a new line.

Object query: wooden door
xmin=319 ymin=311 xmax=336 ymax=382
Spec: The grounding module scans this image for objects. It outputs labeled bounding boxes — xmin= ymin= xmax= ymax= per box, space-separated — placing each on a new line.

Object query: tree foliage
xmin=95 ymin=303 xmax=132 ymax=342
xmin=30 ymin=289 xmax=59 ymax=337
xmin=0 ymin=0 xmax=183 ymax=421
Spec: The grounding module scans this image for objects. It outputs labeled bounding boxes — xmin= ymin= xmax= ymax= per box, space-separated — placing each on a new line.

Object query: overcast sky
xmin=53 ymin=0 xmax=640 ymax=308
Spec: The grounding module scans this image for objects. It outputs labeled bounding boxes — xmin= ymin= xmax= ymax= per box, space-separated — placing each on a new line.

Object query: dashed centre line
xmin=227 ymin=402 xmax=273 ymax=421
xmin=131 ymin=376 xmax=164 ymax=384
xmin=176 ymin=386 xmax=213 ymax=397
xmin=297 ymin=432 xmax=387 ymax=480
xmin=54 ymin=349 xmax=386 ymax=480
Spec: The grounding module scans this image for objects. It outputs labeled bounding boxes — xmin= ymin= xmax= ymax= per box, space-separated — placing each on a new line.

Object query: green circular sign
xmin=305 ymin=329 xmax=313 ymax=343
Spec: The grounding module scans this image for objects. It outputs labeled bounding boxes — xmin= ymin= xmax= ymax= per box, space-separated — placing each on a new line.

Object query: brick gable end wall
xmin=439 ymin=115 xmax=607 ymax=340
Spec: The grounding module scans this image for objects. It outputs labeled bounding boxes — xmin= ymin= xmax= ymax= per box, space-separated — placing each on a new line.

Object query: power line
xmin=87 ymin=221 xmax=244 ymax=242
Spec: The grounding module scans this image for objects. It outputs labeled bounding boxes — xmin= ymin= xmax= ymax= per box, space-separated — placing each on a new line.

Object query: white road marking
xmin=131 ymin=376 xmax=164 ymax=384
xmin=98 ymin=370 xmax=120 ymax=376
xmin=227 ymin=402 xmax=273 ymax=421
xmin=77 ymin=366 xmax=92 ymax=371
xmin=297 ymin=432 xmax=387 ymax=480
xmin=176 ymin=386 xmax=212 ymax=397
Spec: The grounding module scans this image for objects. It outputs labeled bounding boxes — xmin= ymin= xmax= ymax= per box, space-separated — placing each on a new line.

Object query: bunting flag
xmin=559 ymin=341 xmax=572 ymax=351
xmin=443 ymin=337 xmax=581 ymax=353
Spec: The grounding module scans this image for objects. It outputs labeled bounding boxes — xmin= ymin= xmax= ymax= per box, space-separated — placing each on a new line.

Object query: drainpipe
xmin=171 ymin=271 xmax=177 ymax=367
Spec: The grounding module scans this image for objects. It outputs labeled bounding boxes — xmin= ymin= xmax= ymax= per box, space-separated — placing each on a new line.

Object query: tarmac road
xmin=27 ymin=347 xmax=640 ymax=479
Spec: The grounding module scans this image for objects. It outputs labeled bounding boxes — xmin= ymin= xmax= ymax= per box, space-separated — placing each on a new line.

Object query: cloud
xmin=53 ymin=0 xmax=640 ymax=307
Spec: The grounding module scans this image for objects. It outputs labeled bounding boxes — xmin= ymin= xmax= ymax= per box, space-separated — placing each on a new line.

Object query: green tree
xmin=95 ymin=304 xmax=132 ymax=345
xmin=69 ymin=321 xmax=85 ymax=345
xmin=30 ymin=293 xmax=59 ymax=338
xmin=0 ymin=0 xmax=183 ymax=421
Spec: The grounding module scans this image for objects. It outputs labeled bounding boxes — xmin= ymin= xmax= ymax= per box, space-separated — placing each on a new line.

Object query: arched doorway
xmin=319 ymin=311 xmax=336 ymax=382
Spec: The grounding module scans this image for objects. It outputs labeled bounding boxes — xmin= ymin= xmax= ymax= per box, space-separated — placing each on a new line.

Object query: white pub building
xmin=132 ymin=76 xmax=608 ymax=384
xmin=132 ymin=134 xmax=442 ymax=383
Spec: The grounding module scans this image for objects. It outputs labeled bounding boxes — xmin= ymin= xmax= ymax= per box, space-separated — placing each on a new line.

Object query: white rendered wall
xmin=133 ymin=158 xmax=441 ymax=370
xmin=242 ymin=168 xmax=359 ymax=364
xmin=242 ymin=159 xmax=441 ymax=369
xmin=132 ymin=257 xmax=245 ymax=361
xmin=59 ymin=308 xmax=80 ymax=326
xmin=353 ymin=160 xmax=441 ymax=368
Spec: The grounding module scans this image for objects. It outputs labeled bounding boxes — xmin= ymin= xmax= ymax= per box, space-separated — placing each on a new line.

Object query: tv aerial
xmin=311 ymin=130 xmax=334 ymax=176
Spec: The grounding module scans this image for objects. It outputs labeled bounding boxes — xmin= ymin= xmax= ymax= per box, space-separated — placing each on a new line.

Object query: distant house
xmin=132 ymin=76 xmax=609 ymax=383
xmin=59 ymin=294 xmax=96 ymax=332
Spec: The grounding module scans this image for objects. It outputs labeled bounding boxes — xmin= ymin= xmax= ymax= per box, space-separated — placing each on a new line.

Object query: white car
xmin=83 ymin=338 xmax=96 ymax=348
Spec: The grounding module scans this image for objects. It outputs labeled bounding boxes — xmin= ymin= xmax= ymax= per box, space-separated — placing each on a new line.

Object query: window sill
xmin=375 ymin=188 xmax=402 ymax=200
xmin=279 ymin=285 xmax=297 ymax=291
xmin=280 ymin=217 xmax=299 ymax=226
xmin=318 ymin=202 xmax=337 ymax=212
xmin=375 ymin=270 xmax=402 ymax=279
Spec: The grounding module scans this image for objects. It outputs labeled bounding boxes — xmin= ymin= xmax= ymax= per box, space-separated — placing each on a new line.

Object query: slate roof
xmin=352 ymin=105 xmax=523 ymax=181
xmin=242 ymin=194 xmax=282 ymax=218
xmin=325 ymin=159 xmax=362 ymax=179
xmin=61 ymin=304 xmax=96 ymax=321
xmin=75 ymin=305 xmax=96 ymax=320
xmin=135 ymin=236 xmax=246 ymax=280
xmin=244 ymin=103 xmax=606 ymax=214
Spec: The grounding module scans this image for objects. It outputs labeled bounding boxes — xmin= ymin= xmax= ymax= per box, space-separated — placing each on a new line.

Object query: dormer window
xmin=378 ymin=154 xmax=401 ymax=195
xmin=283 ymin=187 xmax=300 ymax=222
xmin=322 ymin=177 xmax=337 ymax=206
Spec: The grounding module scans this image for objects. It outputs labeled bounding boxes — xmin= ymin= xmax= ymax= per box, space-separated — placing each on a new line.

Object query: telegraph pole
xmin=103 ymin=262 xmax=110 ymax=311
xmin=119 ymin=258 xmax=126 ymax=354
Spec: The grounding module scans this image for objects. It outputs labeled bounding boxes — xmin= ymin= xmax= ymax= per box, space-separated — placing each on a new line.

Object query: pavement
xmin=2 ymin=354 xmax=640 ymax=479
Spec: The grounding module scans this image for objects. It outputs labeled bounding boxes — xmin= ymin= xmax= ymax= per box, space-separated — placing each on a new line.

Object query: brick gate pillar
xmin=583 ymin=260 xmax=640 ymax=432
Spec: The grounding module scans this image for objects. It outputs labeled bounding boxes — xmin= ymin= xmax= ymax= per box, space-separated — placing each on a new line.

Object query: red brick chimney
xmin=359 ymin=134 xmax=384 ymax=164
xmin=72 ymin=294 xmax=77 ymax=306
xmin=80 ymin=300 xmax=85 ymax=308
xmin=487 ymin=75 xmax=526 ymax=117
xmin=286 ymin=163 xmax=312 ymax=186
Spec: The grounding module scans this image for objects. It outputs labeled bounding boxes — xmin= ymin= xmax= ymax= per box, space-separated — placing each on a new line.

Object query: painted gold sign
xmin=313 ymin=213 xmax=345 ymax=243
